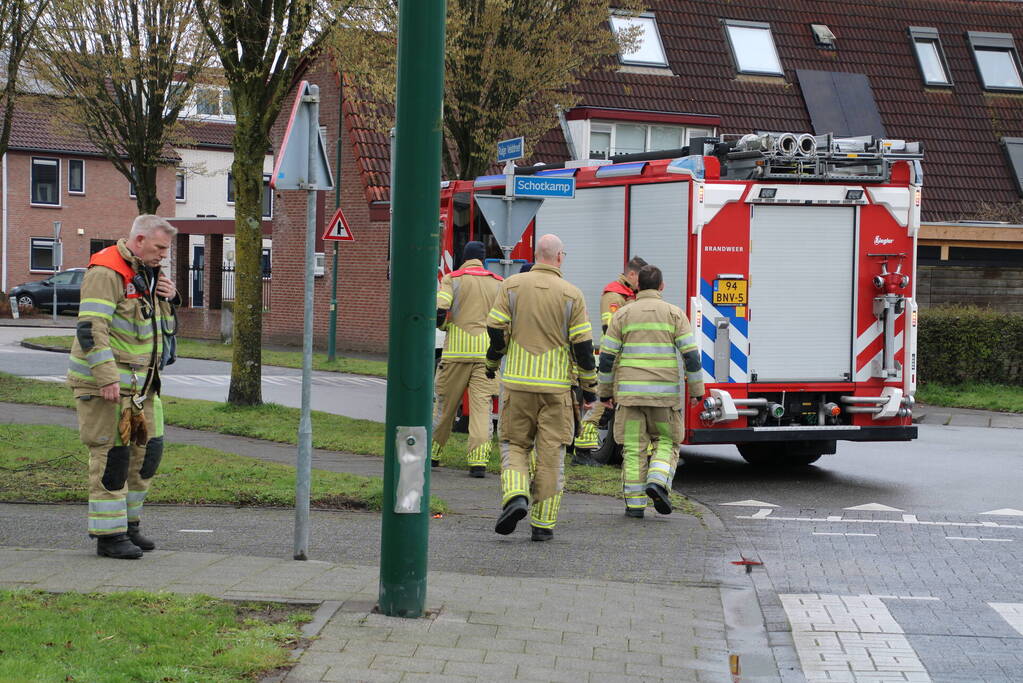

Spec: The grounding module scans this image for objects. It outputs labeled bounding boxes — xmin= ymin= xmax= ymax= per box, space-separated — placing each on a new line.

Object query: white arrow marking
xmin=945 ymin=537 xmax=1012 ymax=543
xmin=720 ymin=499 xmax=779 ymax=507
xmin=751 ymin=508 xmax=773 ymax=519
xmin=980 ymin=508 xmax=1023 ymax=516
xmin=178 ymin=529 xmax=214 ymax=533
xmin=844 ymin=503 xmax=904 ymax=512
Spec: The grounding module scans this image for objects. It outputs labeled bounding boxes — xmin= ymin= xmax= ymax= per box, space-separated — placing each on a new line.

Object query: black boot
xmin=494 ymin=496 xmax=528 ymax=535
xmin=530 ymin=526 xmax=553 ymax=542
xmin=625 ymin=508 xmax=645 ymax=519
xmin=127 ymin=521 xmax=155 ymax=551
xmin=431 ymin=459 xmax=440 ymax=468
xmin=96 ymin=533 xmax=143 ymax=559
xmin=469 ymin=466 xmax=486 ymax=478
xmin=645 ymin=483 xmax=672 ymax=515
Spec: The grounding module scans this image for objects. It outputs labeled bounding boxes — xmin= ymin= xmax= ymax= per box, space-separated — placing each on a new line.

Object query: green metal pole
xmin=327 ymin=80 xmax=343 ymax=362
xmin=378 ymin=0 xmax=446 ymax=618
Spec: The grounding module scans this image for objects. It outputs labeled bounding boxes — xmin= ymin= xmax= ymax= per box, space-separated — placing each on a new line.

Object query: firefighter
xmin=432 ymin=241 xmax=502 ymax=476
xmin=67 ymin=215 xmax=179 ymax=559
xmin=573 ymin=255 xmax=647 ymax=460
xmin=597 ymin=264 xmax=704 ymax=518
xmin=485 ymin=233 xmax=596 ymax=541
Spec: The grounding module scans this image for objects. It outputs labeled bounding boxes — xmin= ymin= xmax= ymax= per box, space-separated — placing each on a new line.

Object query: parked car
xmin=10 ymin=268 xmax=86 ymax=311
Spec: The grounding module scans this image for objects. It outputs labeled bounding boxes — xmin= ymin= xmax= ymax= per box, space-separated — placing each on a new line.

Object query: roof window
xmin=610 ymin=13 xmax=668 ymax=67
xmin=1003 ymin=137 xmax=1023 ymax=196
xmin=967 ymin=31 xmax=1023 ymax=91
xmin=909 ymin=27 xmax=952 ymax=86
xmin=810 ymin=24 xmax=836 ymax=49
xmin=723 ymin=20 xmax=783 ymax=76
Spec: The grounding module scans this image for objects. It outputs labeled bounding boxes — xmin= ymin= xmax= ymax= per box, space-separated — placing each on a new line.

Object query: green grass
xmin=916 ymin=381 xmax=1023 ymax=414
xmin=0 ymin=372 xmax=693 ymax=510
xmin=0 ymin=590 xmax=311 ymax=682
xmin=22 ymin=335 xmax=388 ymax=377
xmin=0 ymin=423 xmax=452 ymax=512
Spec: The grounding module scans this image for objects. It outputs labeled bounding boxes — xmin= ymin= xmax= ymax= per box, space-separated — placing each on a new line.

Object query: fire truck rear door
xmin=748 ymin=205 xmax=854 ymax=382
xmin=629 ymin=182 xmax=688 ymax=311
xmin=533 ymin=186 xmax=626 ymax=341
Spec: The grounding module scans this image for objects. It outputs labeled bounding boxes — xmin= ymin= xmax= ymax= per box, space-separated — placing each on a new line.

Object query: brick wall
xmin=264 ymin=62 xmax=391 ymax=352
xmin=1 ymin=151 xmax=175 ymax=293
xmin=917 ymin=265 xmax=1023 ymax=313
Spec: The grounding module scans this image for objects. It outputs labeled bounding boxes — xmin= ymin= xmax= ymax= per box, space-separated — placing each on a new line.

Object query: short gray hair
xmin=130 ymin=214 xmax=177 ymax=239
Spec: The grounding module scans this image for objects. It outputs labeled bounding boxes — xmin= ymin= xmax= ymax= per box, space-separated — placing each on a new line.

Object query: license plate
xmin=712 ymin=279 xmax=747 ymax=306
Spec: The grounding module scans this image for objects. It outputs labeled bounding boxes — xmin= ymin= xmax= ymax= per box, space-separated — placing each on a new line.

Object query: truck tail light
xmin=823 ymin=402 xmax=840 ymax=417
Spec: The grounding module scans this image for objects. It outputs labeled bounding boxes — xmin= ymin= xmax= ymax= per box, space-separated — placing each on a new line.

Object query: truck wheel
xmin=590 ymin=408 xmax=622 ymax=466
xmin=737 ymin=443 xmax=825 ymax=468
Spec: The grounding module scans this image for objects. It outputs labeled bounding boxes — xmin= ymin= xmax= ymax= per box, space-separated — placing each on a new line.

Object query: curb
xmin=21 ymin=341 xmax=67 ymax=353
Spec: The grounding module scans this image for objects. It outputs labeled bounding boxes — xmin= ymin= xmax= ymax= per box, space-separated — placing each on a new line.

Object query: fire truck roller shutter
xmin=533 ymin=185 xmax=626 ymax=344
xmin=748 ymin=205 xmax=855 ymax=382
xmin=629 ymin=182 xmax=689 ymax=311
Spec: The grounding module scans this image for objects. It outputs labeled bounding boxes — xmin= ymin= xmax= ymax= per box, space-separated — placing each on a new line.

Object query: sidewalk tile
xmin=554 ymin=653 xmax=627 ymax=674
xmin=483 ymin=650 xmax=556 ymax=669
xmin=370 ymin=654 xmax=444 ymax=674
xmin=442 ymin=660 xmax=518 ymax=678
xmin=321 ymin=667 xmax=401 ymax=682
xmin=414 ymin=644 xmax=486 ymax=663
xmin=514 ymin=664 xmax=588 ymax=683
xmin=455 ymin=635 xmax=526 ymax=653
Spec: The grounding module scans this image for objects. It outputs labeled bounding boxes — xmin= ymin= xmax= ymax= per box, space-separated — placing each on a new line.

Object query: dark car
xmin=10 ymin=268 xmax=86 ymax=311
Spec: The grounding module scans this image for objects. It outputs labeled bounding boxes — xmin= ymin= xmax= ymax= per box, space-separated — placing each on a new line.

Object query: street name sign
xmin=322 ymin=207 xmax=355 ymax=242
xmin=497 ymin=136 xmax=524 ymax=163
xmin=512 ymin=175 xmax=576 ymax=199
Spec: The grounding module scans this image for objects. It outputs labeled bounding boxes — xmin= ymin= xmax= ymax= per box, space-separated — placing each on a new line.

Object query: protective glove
xmin=485 ymin=358 xmax=499 ymax=380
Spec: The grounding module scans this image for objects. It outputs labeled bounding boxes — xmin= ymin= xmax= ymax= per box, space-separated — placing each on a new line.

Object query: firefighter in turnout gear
xmin=597 ymin=265 xmax=704 ymax=518
xmin=67 ymin=215 xmax=179 ymax=559
xmin=433 ymin=241 xmax=502 ymax=476
xmin=485 ymin=234 xmax=597 ymax=541
xmin=573 ymin=256 xmax=646 ymax=460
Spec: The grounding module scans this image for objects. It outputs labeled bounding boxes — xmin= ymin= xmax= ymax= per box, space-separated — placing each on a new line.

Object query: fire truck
xmin=438 ymin=132 xmax=921 ymax=466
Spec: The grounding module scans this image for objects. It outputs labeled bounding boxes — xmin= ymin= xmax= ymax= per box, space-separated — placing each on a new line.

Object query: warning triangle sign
xmin=323 ymin=207 xmax=354 ymax=242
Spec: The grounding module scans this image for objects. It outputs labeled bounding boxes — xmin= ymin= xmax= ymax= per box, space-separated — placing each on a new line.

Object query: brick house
xmin=0 ymin=98 xmax=176 ymax=297
xmin=258 ymin=0 xmax=1023 ymax=351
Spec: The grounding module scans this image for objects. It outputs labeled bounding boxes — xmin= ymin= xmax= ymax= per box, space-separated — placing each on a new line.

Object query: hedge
xmin=918 ymin=305 xmax=1023 ymax=386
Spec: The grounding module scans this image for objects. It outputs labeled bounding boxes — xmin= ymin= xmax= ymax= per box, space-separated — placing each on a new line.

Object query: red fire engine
xmin=439 ymin=132 xmax=920 ymax=466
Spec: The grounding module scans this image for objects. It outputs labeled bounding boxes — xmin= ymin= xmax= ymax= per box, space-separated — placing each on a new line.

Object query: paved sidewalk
xmin=914 ymin=402 xmax=1023 ymax=429
xmin=0 ymin=402 xmax=781 ymax=682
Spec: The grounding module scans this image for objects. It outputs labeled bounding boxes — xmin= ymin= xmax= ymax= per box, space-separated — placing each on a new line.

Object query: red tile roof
xmin=345 ymin=0 xmax=1023 ymax=221
xmin=179 ymin=120 xmax=235 ymax=149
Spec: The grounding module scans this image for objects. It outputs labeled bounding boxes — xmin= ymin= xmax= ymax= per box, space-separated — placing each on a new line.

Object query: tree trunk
xmin=227 ymin=109 xmax=268 ymax=406
xmin=135 ymin=163 xmax=161 ymax=215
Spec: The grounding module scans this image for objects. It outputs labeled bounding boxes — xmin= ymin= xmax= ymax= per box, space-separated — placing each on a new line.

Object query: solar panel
xmin=797 ymin=70 xmax=886 ymax=139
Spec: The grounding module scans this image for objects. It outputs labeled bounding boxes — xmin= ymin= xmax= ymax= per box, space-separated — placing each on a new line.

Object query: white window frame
xmin=128 ymin=165 xmax=137 ymax=199
xmin=1003 ymin=137 xmax=1023 ymax=196
xmin=968 ymin=31 xmax=1023 ymax=92
xmin=30 ymin=157 xmax=61 ymax=207
xmin=29 ymin=237 xmax=56 ymax=272
xmin=610 ymin=13 xmax=669 ymax=68
xmin=262 ymin=174 xmax=273 ymax=219
xmin=586 ymin=120 xmax=716 ymax=160
xmin=227 ymin=172 xmax=235 ymax=204
xmin=175 ymin=170 xmax=186 ymax=202
xmin=67 ymin=159 xmax=86 ymax=194
xmin=909 ymin=27 xmax=953 ymax=87
xmin=723 ymin=19 xmax=784 ymax=77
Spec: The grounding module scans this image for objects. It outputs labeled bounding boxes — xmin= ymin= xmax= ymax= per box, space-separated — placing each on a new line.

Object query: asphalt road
xmin=0 ymin=326 xmax=387 ymax=421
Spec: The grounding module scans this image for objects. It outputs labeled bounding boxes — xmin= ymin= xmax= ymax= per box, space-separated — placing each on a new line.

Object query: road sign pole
xmin=328 ymin=81 xmax=343 ymax=362
xmin=294 ymin=84 xmax=321 ymax=561
xmin=379 ymin=0 xmax=446 ymax=618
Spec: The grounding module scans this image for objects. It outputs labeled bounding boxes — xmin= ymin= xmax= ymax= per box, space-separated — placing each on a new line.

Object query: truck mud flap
xmin=690 ymin=425 xmax=917 ymax=444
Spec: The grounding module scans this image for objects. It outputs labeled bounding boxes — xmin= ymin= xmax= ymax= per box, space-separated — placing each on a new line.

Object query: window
xmin=227 ymin=173 xmax=273 ymax=217
xmin=1003 ymin=137 xmax=1023 ymax=195
xmin=30 ymin=237 xmax=55 ymax=271
xmin=176 ymin=171 xmax=186 ymax=201
xmin=31 ymin=157 xmax=60 ymax=205
xmin=90 ymin=238 xmax=117 ymax=254
xmin=588 ymin=121 xmax=713 ymax=159
xmin=610 ymin=13 xmax=668 ymax=67
xmin=968 ymin=31 xmax=1023 ymax=91
xmin=909 ymin=27 xmax=952 ymax=86
xmin=723 ymin=20 xmax=783 ymax=76
xmin=128 ymin=165 xmax=137 ymax=198
xmin=68 ymin=159 xmax=85 ymax=194
xmin=50 ymin=270 xmax=77 ymax=285
xmin=189 ymin=85 xmax=234 ymax=119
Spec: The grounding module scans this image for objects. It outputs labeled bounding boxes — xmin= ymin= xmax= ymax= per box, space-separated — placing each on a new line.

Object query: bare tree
xmin=193 ymin=0 xmax=381 ymax=406
xmin=32 ymin=0 xmax=212 ymax=213
xmin=0 ymin=0 xmax=49 ymax=158
xmin=339 ymin=0 xmax=642 ymax=180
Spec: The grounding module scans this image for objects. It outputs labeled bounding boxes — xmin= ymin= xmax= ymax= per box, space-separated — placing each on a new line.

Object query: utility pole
xmin=378 ymin=0 xmax=446 ymax=618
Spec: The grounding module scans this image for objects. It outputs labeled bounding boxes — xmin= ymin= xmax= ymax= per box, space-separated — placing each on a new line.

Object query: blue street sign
xmin=512 ymin=175 xmax=576 ymax=199
xmin=497 ymin=136 xmax=524 ymax=162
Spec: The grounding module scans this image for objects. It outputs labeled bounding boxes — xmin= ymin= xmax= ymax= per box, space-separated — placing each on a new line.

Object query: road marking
xmin=902 ymin=514 xmax=919 ymax=523
xmin=813 ymin=532 xmax=877 ymax=537
xmin=720 ymin=499 xmax=779 ymax=507
xmin=736 ymin=512 xmax=1023 ymax=531
xmin=872 ymin=595 xmax=940 ymax=601
xmin=989 ymin=603 xmax=1023 ymax=636
xmin=178 ymin=529 xmax=214 ymax=533
xmin=980 ymin=508 xmax=1023 ymax=516
xmin=945 ymin=536 xmax=1012 ymax=543
xmin=844 ymin=503 xmax=904 ymax=512
xmin=781 ymin=593 xmax=930 ymax=681
xmin=751 ymin=508 xmax=773 ymax=519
